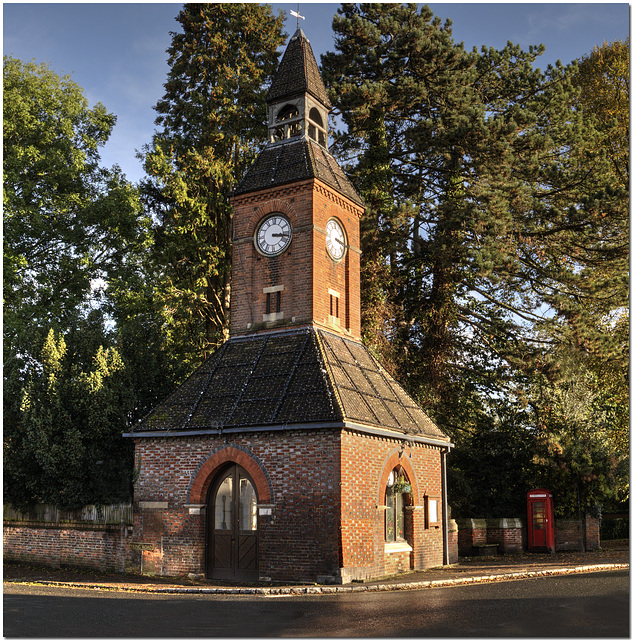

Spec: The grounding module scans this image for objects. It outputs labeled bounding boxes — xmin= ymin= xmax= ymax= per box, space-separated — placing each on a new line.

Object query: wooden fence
xmin=3 ymin=503 xmax=133 ymax=525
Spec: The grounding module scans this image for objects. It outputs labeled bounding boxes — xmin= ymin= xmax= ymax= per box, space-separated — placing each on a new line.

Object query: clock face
xmin=325 ymin=218 xmax=346 ymax=261
xmin=255 ymin=214 xmax=292 ymax=257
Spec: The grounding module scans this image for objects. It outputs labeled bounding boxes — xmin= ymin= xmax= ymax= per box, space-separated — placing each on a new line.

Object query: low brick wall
xmin=455 ymin=515 xmax=600 ymax=555
xmin=456 ymin=518 xmax=525 ymax=555
xmin=487 ymin=518 xmax=524 ymax=554
xmin=448 ymin=519 xmax=459 ymax=563
xmin=3 ymin=522 xmax=137 ymax=573
xmin=3 ymin=503 xmax=138 ymax=574
xmin=555 ymin=515 xmax=600 ymax=552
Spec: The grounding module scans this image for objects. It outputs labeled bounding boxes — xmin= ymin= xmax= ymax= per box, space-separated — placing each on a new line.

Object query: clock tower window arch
xmin=308 ymin=107 xmax=326 ymax=146
xmin=272 ymin=104 xmax=302 ymax=142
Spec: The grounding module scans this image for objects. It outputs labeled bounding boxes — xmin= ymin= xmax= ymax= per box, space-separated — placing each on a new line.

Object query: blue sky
xmin=4 ymin=3 xmax=629 ymax=184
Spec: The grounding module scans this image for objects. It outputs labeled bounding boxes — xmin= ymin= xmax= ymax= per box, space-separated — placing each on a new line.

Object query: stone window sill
xmin=384 ymin=541 xmax=412 ymax=554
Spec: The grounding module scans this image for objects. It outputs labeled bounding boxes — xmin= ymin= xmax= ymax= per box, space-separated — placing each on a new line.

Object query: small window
xmin=266 ymin=291 xmax=281 ymax=315
xmin=330 ymin=294 xmax=339 ymax=318
xmin=309 ymin=107 xmax=323 ymax=127
xmin=308 ymin=107 xmax=326 ymax=146
xmin=385 ymin=468 xmax=410 ymax=543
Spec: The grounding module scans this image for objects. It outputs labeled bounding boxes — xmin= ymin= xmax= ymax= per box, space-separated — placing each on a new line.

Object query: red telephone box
xmin=527 ymin=489 xmax=555 ymax=553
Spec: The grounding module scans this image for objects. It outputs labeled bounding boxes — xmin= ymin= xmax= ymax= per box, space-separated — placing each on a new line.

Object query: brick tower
xmin=126 ymin=29 xmax=452 ymax=585
xmin=230 ymin=28 xmax=363 ymax=341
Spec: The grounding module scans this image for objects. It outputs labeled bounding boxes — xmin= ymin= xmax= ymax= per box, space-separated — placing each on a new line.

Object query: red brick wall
xmin=555 ymin=516 xmax=600 ymax=551
xmin=231 ymin=180 xmax=363 ymax=340
xmin=132 ymin=428 xmax=448 ymax=583
xmin=338 ymin=431 xmax=445 ymax=582
xmin=456 ymin=519 xmax=489 ymax=555
xmin=448 ymin=519 xmax=459 ymax=563
xmin=3 ymin=523 xmax=136 ymax=573
xmin=487 ymin=519 xmax=525 ymax=553
xmin=133 ymin=430 xmax=343 ymax=581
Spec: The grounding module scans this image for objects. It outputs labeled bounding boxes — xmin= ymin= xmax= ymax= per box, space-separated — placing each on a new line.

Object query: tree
xmin=3 ymin=56 xmax=149 ymax=362
xmin=140 ymin=3 xmax=286 ymax=363
xmin=4 ymin=326 xmax=134 ymax=510
xmin=3 ymin=57 xmax=152 ymax=509
xmin=322 ymin=3 xmax=627 ymax=426
xmin=528 ymin=345 xmax=628 ymax=517
xmin=574 ymin=38 xmax=629 ymax=186
xmin=322 ymin=4 xmax=628 ymax=517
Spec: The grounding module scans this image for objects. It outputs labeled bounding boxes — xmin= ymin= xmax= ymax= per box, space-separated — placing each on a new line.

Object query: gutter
xmin=123 ymin=420 xmax=453 ymax=450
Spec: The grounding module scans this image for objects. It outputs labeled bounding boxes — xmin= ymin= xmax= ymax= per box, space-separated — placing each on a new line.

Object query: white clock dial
xmin=325 ymin=218 xmax=346 ymax=261
xmin=255 ymin=214 xmax=292 ymax=256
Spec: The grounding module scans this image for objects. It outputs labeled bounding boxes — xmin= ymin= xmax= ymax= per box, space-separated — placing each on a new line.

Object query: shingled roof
xmin=234 ymin=137 xmax=363 ymax=206
xmin=267 ymin=29 xmax=331 ymax=108
xmin=130 ymin=327 xmax=449 ymax=445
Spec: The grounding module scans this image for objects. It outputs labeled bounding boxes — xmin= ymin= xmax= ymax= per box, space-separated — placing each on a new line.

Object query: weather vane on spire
xmin=290 ymin=5 xmax=305 ymax=29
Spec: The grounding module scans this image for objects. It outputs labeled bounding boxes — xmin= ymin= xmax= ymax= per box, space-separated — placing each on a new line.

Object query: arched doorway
xmin=206 ymin=464 xmax=258 ymax=581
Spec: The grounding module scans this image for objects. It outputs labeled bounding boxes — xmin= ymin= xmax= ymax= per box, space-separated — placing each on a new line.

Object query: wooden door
xmin=207 ymin=464 xmax=258 ymax=581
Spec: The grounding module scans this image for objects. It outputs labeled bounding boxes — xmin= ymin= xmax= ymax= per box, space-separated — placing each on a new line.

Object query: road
xmin=4 ymin=570 xmax=629 ymax=637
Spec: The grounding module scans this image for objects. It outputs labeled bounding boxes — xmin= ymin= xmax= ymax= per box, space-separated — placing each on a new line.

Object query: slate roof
xmin=234 ymin=137 xmax=363 ymax=206
xmin=267 ymin=29 xmax=331 ymax=108
xmin=132 ymin=327 xmax=449 ymax=445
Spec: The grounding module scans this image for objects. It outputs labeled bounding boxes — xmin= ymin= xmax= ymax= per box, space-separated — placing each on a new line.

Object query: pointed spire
xmin=267 ymin=29 xmax=331 ymax=109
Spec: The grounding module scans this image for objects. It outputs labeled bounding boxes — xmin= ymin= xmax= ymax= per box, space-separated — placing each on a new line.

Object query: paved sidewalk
xmin=4 ymin=543 xmax=628 ymax=596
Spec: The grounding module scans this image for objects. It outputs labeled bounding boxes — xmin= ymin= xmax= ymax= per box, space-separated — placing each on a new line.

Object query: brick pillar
xmin=456 ymin=518 xmax=487 ymax=556
xmin=448 ymin=519 xmax=459 ymax=563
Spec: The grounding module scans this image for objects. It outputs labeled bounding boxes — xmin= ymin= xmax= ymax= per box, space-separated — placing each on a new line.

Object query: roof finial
xmin=290 ymin=5 xmax=305 ymax=29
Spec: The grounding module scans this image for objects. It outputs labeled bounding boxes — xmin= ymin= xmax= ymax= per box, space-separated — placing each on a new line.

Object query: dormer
xmin=266 ymin=29 xmax=331 ymax=149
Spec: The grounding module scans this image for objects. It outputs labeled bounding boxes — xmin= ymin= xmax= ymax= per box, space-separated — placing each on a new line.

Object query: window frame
xmin=384 ymin=468 xmax=410 ymax=543
xmin=425 ymin=493 xmax=440 ymax=528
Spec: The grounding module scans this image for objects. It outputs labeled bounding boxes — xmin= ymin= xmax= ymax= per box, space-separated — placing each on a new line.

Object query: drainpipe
xmin=441 ymin=449 xmax=450 ymax=565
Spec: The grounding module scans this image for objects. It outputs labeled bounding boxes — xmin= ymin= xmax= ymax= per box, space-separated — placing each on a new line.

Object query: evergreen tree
xmin=4 ymin=325 xmax=135 ymax=510
xmin=140 ymin=3 xmax=285 ymax=363
xmin=323 ymin=4 xmax=627 ymax=431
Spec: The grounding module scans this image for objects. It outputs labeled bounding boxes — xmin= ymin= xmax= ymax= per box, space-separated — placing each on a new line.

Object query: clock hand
xmin=271 ymin=233 xmax=288 ymax=238
xmin=335 ymin=237 xmax=345 ymax=245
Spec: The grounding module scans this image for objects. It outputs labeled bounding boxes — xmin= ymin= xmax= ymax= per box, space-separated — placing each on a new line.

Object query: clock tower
xmin=128 ymin=26 xmax=452 ymax=586
xmin=230 ymin=28 xmax=364 ymax=340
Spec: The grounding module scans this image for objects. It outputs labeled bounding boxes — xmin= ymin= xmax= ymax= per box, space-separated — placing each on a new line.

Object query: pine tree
xmin=140 ymin=3 xmax=285 ymax=362
xmin=323 ymin=4 xmax=627 ymax=432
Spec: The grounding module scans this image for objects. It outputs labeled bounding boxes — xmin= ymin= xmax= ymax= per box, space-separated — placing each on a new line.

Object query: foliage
xmin=527 ymin=342 xmax=629 ymax=516
xmin=139 ymin=3 xmax=286 ymax=363
xmin=447 ymin=402 xmax=537 ymax=518
xmin=573 ymin=38 xmax=629 ymax=185
xmin=3 ymin=57 xmax=155 ymax=508
xmin=322 ymin=4 xmax=628 ymax=516
xmin=4 ymin=327 xmax=134 ymax=510
xmin=3 ymin=57 xmax=149 ymax=357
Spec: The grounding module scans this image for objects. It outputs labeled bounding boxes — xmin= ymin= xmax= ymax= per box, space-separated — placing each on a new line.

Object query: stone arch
xmin=250 ymin=199 xmax=298 ymax=236
xmin=377 ymin=447 xmax=420 ymax=506
xmin=188 ymin=445 xmax=273 ymax=505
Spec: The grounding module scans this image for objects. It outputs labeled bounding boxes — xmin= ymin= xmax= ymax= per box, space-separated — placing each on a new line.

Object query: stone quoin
xmin=124 ymin=27 xmax=453 ymax=584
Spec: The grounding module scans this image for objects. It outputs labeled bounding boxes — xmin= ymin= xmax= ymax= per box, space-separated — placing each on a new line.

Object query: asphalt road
xmin=4 ymin=570 xmax=629 ymax=637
